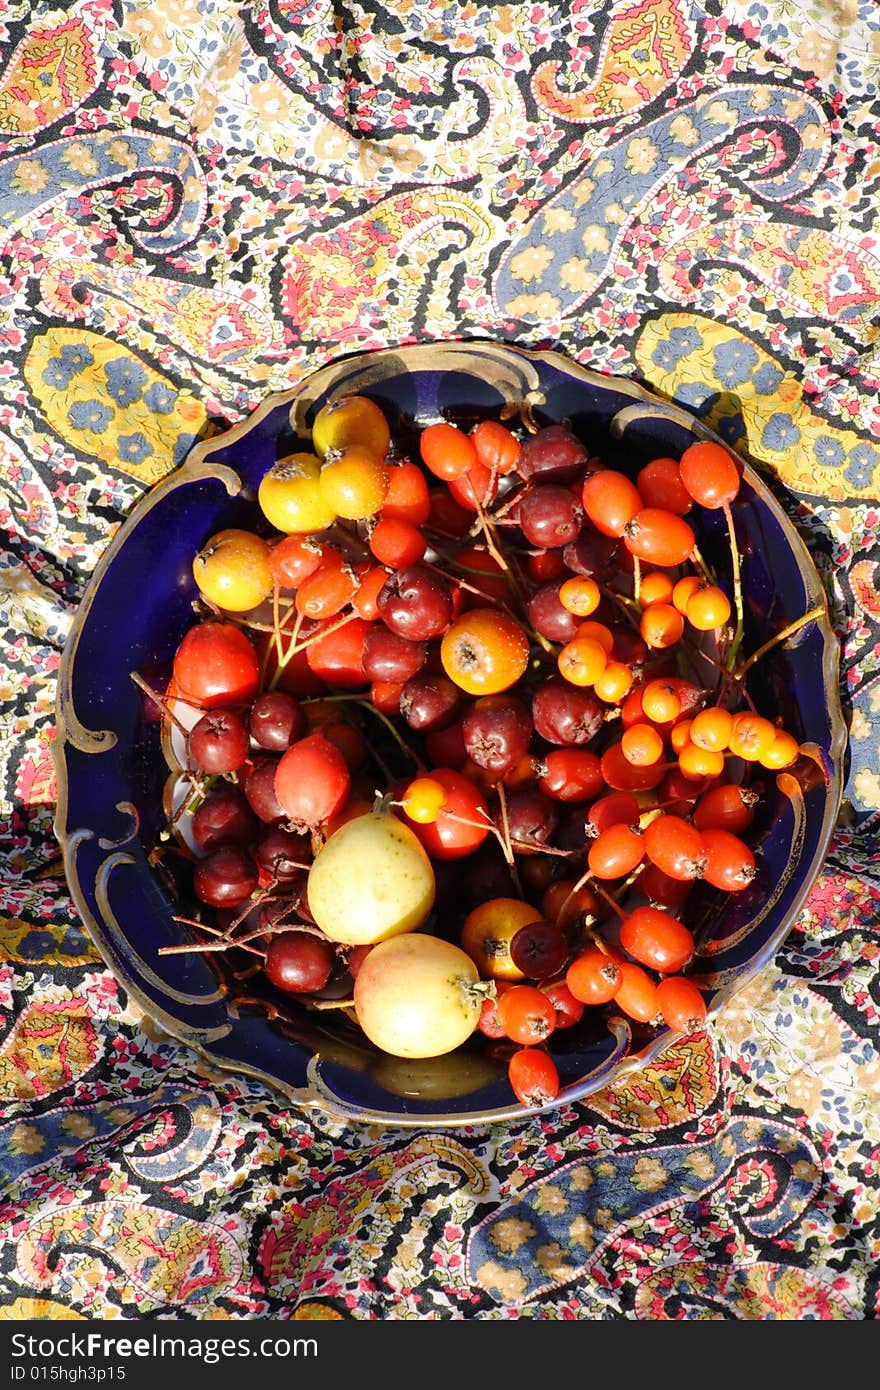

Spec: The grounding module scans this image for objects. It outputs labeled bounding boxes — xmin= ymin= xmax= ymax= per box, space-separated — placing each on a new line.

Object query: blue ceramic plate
xmin=54 ymin=343 xmax=846 ymax=1128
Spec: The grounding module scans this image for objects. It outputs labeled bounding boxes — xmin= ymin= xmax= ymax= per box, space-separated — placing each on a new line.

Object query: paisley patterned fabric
xmin=1 ymin=0 xmax=878 ymax=1321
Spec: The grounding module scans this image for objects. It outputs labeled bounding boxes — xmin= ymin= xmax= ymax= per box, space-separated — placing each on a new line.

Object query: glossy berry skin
xmin=566 ymin=946 xmax=622 ymax=1005
xmin=613 ymin=960 xmax=660 ymax=1024
xmin=264 ymin=931 xmax=337 ymax=994
xmin=361 ymin=627 xmax=427 ymax=684
xmin=517 ymin=424 xmax=589 ymax=483
xmin=273 ymin=734 xmax=351 ymax=829
xmin=636 ymin=456 xmax=693 ymax=515
xmin=531 ymin=678 xmax=603 ymax=746
xmin=643 ymin=814 xmax=706 ymax=881
xmin=582 ymin=469 xmax=643 ymax=537
xmin=678 ymin=440 xmax=741 ymax=509
xmin=528 ymin=583 xmax=582 ymax=644
xmin=399 ymin=670 xmax=462 ymax=732
xmin=172 ymin=622 xmax=261 ymax=709
xmin=187 ymin=708 xmax=251 ymax=774
xmin=405 ymin=768 xmax=490 ymax=861
xmin=254 ymin=827 xmax=311 ymax=884
xmin=497 ymin=984 xmax=557 ymax=1044
xmin=249 ymin=691 xmax=306 ymax=752
xmin=193 ymin=846 xmax=259 ymax=908
xmin=623 ymin=509 xmax=695 ymax=567
xmin=243 ymin=754 xmax=286 ymax=824
xmin=441 ymin=608 xmax=531 ymax=696
xmin=587 ymin=822 xmax=645 ymax=880
xmin=619 ymin=906 xmax=695 ymax=974
xmin=656 ymin=975 xmax=708 ymax=1033
xmin=700 ymin=828 xmax=756 ymax=891
xmin=507 ymin=1047 xmax=560 ymax=1107
xmin=191 ymin=786 xmax=259 ymax=852
xmin=461 ymin=694 xmax=533 ymax=777
xmin=377 ymin=565 xmax=454 ymax=641
xmin=537 ymin=748 xmax=604 ymax=803
xmin=518 ymin=484 xmax=583 ymax=548
xmin=509 ymin=920 xmax=569 ymax=980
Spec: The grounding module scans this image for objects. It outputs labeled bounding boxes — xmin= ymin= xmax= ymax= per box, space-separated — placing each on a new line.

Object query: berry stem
xmin=734 ymin=604 xmax=826 ymax=679
xmin=722 ymin=501 xmax=745 ymax=672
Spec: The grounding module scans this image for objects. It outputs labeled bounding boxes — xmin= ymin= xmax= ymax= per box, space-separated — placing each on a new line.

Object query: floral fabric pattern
xmin=0 ymin=0 xmax=878 ymax=1320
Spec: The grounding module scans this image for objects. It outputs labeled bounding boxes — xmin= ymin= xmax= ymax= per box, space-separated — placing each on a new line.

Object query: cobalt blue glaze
xmin=54 ymin=344 xmax=845 ymax=1128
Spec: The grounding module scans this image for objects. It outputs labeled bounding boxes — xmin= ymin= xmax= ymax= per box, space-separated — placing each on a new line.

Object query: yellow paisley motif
xmin=0 ymin=914 xmax=100 ymax=967
xmin=0 ymin=1298 xmax=85 ymax=1320
xmin=635 ymin=314 xmax=880 ymax=501
xmin=589 ymin=1032 xmax=719 ymax=1129
xmin=0 ymin=18 xmax=101 ymax=135
xmin=24 ymin=329 xmax=210 ymax=484
xmin=0 ymin=998 xmax=100 ymax=1101
xmin=532 ymin=0 xmax=695 ymax=122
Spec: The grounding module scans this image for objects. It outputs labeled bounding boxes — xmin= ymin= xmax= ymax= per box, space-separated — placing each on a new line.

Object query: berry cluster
xmin=148 ymin=392 xmax=804 ymax=1110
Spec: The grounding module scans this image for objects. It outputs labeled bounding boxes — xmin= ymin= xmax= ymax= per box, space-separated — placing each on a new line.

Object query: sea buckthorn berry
xmin=679 ymin=439 xmax=741 ymax=509
xmin=685 ymin=583 xmax=732 ymax=632
xmin=641 ymin=679 xmax=682 ymax=724
xmin=381 ymin=460 xmax=431 ymax=525
xmin=470 ymin=419 xmax=522 ymax=475
xmin=729 ymin=712 xmax=777 ymax=762
xmin=689 ymin=706 xmax=734 ymax=753
xmin=497 ymin=984 xmax=558 ymax=1044
xmin=566 ymin=945 xmax=622 ymax=1005
xmin=656 ymin=975 xmax=708 ymax=1033
xmin=353 ymin=564 xmax=391 ymax=621
xmin=269 ymin=534 xmax=328 ymax=590
xmin=448 ymin=460 xmax=498 ymax=511
xmin=619 ymin=905 xmax=695 ymax=974
xmin=557 ymin=636 xmax=608 ymax=688
xmin=401 ymin=777 xmax=448 ymax=824
xmin=507 ymin=1047 xmax=560 ymax=1108
xmin=621 ymin=722 xmax=665 ymax=767
xmin=559 ymin=575 xmax=601 ymax=617
xmin=678 ymin=741 xmax=725 ymax=780
xmin=672 ymin=574 xmax=703 ymax=615
xmin=693 ymin=782 xmax=757 ymax=834
xmin=576 ymin=620 xmax=615 ymax=655
xmin=582 ymin=469 xmax=643 ymax=537
xmin=593 ymin=660 xmax=634 ymax=703
xmin=420 ymin=421 xmax=477 ymax=481
xmin=613 ymin=960 xmax=660 ymax=1024
xmin=638 ymin=571 xmax=675 ymax=607
xmin=700 ymin=827 xmax=756 ymax=891
xmin=623 ymin=508 xmax=695 ymax=567
xmin=587 ymin=822 xmax=645 ymax=880
xmin=670 ymin=719 xmax=694 ymax=755
xmin=369 ymin=516 xmax=427 ymax=569
xmin=643 ymin=813 xmax=706 ymax=882
xmin=759 ymin=729 xmax=800 ymax=769
xmin=637 ymin=456 xmax=694 ymax=516
xmin=640 ymin=602 xmax=685 ymax=650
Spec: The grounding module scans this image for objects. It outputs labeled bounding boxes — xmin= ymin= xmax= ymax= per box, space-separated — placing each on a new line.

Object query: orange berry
xmin=559 ymin=575 xmax=601 ymax=617
xmin=729 ymin=712 xmax=777 ymax=762
xmin=621 ymin=722 xmax=665 ymax=767
xmin=638 ymin=571 xmax=675 ymax=607
xmin=672 ymin=574 xmax=703 ymax=615
xmin=689 ymin=706 xmax=734 ymax=752
xmin=759 ymin=729 xmax=800 ymax=769
xmin=557 ymin=636 xmax=608 ymax=688
xmin=640 ymin=602 xmax=685 ymax=650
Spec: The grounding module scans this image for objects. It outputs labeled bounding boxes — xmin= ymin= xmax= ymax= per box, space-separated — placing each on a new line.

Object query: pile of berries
xmin=150 ymin=390 xmax=803 ymax=1110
